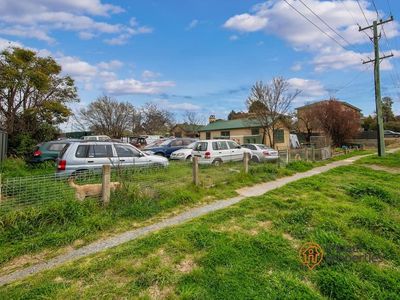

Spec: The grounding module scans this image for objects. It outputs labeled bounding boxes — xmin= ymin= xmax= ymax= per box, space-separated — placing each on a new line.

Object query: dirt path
xmin=362 ymin=164 xmax=400 ymax=174
xmin=0 ymin=152 xmax=393 ymax=287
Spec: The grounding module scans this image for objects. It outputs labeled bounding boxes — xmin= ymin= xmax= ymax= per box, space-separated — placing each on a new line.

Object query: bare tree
xmin=297 ymin=106 xmax=320 ymax=142
xmin=141 ymin=103 xmax=175 ymax=135
xmin=182 ymin=110 xmax=205 ymax=135
xmin=313 ymin=99 xmax=361 ymax=146
xmin=78 ymin=95 xmax=135 ymax=138
xmin=246 ymin=77 xmax=300 ymax=147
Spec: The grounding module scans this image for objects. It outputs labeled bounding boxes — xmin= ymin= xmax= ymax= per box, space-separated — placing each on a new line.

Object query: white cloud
xmin=142 ymin=70 xmax=161 ymax=80
xmin=158 ymin=99 xmax=201 ymax=111
xmin=224 ymin=13 xmax=267 ymax=32
xmin=223 ymin=0 xmax=400 ymax=71
xmin=104 ymin=79 xmax=175 ymax=95
xmin=291 ymin=62 xmax=302 ymax=72
xmin=186 ymin=19 xmax=199 ymax=31
xmin=229 ymin=35 xmax=239 ymax=41
xmin=97 ymin=60 xmax=123 ymax=70
xmin=0 ymin=0 xmax=151 ymax=45
xmin=287 ymin=78 xmax=327 ymax=100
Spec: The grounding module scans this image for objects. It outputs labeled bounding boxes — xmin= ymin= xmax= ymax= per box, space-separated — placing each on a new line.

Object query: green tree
xmin=382 ymin=96 xmax=395 ymax=123
xmin=0 ymin=47 xmax=78 ymax=155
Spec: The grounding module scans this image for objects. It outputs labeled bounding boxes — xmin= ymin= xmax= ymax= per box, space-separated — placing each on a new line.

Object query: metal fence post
xmin=102 ymin=164 xmax=111 ymax=206
xmin=192 ymin=156 xmax=199 ymax=186
xmin=243 ymin=153 xmax=249 ymax=174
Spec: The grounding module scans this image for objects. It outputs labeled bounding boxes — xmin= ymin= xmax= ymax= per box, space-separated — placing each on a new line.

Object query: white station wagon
xmin=191 ymin=139 xmax=252 ymax=165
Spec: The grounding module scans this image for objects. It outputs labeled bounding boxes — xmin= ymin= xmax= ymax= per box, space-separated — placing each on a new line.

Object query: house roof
xmin=199 ymin=118 xmax=262 ymax=132
xmin=296 ymin=100 xmax=362 ymax=112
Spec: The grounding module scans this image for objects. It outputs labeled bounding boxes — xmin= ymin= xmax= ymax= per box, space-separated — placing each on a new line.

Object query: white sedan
xmin=170 ymin=142 xmax=197 ymax=160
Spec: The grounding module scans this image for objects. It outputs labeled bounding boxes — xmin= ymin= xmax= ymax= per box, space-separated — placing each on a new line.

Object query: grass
xmin=356 ymin=151 xmax=400 ymax=168
xmin=0 ymin=154 xmax=399 ymax=299
xmin=0 ymin=158 xmax=55 ymax=178
xmin=0 ymin=149 xmax=371 ymax=273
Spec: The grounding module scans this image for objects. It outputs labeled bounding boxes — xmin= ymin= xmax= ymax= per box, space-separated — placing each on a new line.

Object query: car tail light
xmin=262 ymin=151 xmax=270 ymax=156
xmin=33 ymin=150 xmax=42 ymax=157
xmin=205 ymin=151 xmax=211 ymax=159
xmin=58 ymin=160 xmax=66 ymax=171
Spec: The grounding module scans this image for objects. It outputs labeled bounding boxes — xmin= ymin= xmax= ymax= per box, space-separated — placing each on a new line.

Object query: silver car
xmin=56 ymin=141 xmax=168 ymax=176
xmin=241 ymin=144 xmax=279 ymax=162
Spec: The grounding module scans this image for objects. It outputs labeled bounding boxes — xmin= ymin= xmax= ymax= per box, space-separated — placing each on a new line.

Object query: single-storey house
xmin=199 ymin=115 xmax=291 ymax=149
xmin=171 ymin=123 xmax=203 ymax=138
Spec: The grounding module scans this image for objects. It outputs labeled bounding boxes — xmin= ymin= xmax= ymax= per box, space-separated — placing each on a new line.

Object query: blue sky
xmin=0 ymin=0 xmax=399 ymax=130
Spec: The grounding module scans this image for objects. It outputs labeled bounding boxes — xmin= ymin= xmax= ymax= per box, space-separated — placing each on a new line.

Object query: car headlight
xmin=176 ymin=153 xmax=184 ymax=156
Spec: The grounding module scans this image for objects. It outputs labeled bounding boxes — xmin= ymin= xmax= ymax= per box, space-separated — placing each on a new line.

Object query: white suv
xmin=192 ymin=140 xmax=252 ymax=165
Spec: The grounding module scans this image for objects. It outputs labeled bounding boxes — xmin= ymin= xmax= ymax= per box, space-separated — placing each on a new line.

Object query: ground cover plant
xmin=0 ymin=153 xmax=399 ymax=299
xmin=0 ymin=150 xmax=370 ymax=273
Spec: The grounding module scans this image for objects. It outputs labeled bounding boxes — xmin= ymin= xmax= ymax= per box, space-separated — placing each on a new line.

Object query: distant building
xmin=170 ymin=123 xmax=203 ymax=138
xmin=199 ymin=116 xmax=291 ymax=149
xmin=296 ymin=100 xmax=362 ymax=135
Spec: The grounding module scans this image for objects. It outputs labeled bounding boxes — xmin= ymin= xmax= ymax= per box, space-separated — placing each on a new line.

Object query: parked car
xmin=144 ymin=138 xmax=197 ymax=158
xmin=130 ymin=136 xmax=148 ymax=148
xmin=191 ymin=139 xmax=252 ymax=165
xmin=170 ymin=142 xmax=197 ymax=160
xmin=83 ymin=135 xmax=111 ymax=141
xmin=241 ymin=144 xmax=279 ymax=162
xmin=384 ymin=130 xmax=400 ymax=137
xmin=56 ymin=141 xmax=168 ymax=176
xmin=30 ymin=139 xmax=80 ymax=163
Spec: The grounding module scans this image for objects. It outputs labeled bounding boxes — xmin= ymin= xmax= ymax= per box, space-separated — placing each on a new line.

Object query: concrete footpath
xmin=0 ymin=153 xmax=388 ymax=287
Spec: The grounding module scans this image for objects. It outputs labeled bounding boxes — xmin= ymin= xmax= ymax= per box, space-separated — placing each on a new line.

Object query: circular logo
xmin=299 ymin=242 xmax=324 ymax=270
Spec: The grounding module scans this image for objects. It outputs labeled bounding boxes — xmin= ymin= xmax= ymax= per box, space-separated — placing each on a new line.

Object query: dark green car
xmin=30 ymin=140 xmax=79 ymax=163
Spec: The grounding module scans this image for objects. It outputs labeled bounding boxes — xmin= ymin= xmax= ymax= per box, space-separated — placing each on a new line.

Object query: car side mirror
xmin=236 ymin=146 xmax=241 ymax=149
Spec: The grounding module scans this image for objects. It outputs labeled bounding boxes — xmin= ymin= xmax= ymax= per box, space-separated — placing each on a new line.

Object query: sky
xmin=0 ymin=0 xmax=399 ymax=131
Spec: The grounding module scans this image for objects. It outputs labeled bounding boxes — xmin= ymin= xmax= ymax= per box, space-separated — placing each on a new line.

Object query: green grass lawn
xmin=0 ymin=152 xmax=399 ymax=299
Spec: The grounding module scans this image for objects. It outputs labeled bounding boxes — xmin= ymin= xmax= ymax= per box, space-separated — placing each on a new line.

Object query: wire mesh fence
xmin=0 ymin=146 xmax=348 ymax=214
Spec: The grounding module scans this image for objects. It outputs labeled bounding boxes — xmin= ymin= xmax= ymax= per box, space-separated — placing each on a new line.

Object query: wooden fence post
xmin=305 ymin=148 xmax=309 ymax=161
xmin=102 ymin=164 xmax=111 ymax=206
xmin=243 ymin=153 xmax=249 ymax=174
xmin=286 ymin=148 xmax=289 ymax=164
xmin=192 ymin=156 xmax=199 ymax=186
xmin=312 ymin=147 xmax=316 ymax=162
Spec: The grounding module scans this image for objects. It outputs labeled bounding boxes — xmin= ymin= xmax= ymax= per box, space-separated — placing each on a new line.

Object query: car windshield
xmin=257 ymin=144 xmax=273 ymax=150
xmin=185 ymin=142 xmax=197 ymax=149
xmin=159 ymin=140 xmax=172 ymax=146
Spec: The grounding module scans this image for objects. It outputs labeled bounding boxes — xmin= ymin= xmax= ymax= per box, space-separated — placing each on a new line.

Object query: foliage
xmin=362 ymin=115 xmax=377 ymax=131
xmin=312 ymin=99 xmax=361 ymax=146
xmin=246 ymin=78 xmax=300 ymax=146
xmin=382 ymin=96 xmax=395 ymax=123
xmin=0 ymin=47 xmax=79 ymax=155
xmin=1 ymin=156 xmax=399 ymax=298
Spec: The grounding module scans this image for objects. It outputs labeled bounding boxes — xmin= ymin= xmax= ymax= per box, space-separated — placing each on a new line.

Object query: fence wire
xmin=0 ymin=147 xmax=353 ymax=213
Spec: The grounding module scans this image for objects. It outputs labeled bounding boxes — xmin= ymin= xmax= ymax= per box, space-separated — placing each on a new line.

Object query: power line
xmin=282 ymin=0 xmax=348 ymax=50
xmin=338 ymin=0 xmax=371 ymax=43
xmin=296 ymin=0 xmax=353 ymax=47
xmin=356 ymin=0 xmax=370 ymax=26
xmin=335 ymin=64 xmax=372 ymax=95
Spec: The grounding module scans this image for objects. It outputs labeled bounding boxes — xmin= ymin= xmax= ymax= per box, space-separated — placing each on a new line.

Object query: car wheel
xmin=186 ymin=155 xmax=192 ymax=161
xmin=251 ymin=155 xmax=260 ymax=163
xmin=212 ymin=159 xmax=222 ymax=166
xmin=155 ymin=152 xmax=165 ymax=157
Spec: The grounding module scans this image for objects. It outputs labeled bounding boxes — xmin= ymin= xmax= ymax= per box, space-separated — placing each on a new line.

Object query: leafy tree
xmin=246 ymin=78 xmax=300 ymax=147
xmin=382 ymin=96 xmax=395 ymax=123
xmin=78 ymin=95 xmax=135 ymax=138
xmin=361 ymin=115 xmax=377 ymax=131
xmin=0 ymin=47 xmax=79 ymax=155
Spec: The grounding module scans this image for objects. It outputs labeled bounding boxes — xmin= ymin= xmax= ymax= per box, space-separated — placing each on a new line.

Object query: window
xmin=212 ymin=141 xmax=228 ymax=150
xmin=48 ymin=143 xmax=67 ymax=151
xmin=88 ymin=145 xmax=113 ymax=158
xmin=243 ymin=144 xmax=257 ymax=151
xmin=206 ymin=132 xmax=211 ymax=140
xmin=227 ymin=141 xmax=239 ymax=149
xmin=115 ymin=144 xmax=141 ymax=157
xmin=170 ymin=140 xmax=183 ymax=147
xmin=274 ymin=129 xmax=285 ymax=144
xmin=76 ymin=145 xmax=89 ymax=158
xmin=182 ymin=139 xmax=194 ymax=146
xmin=251 ymin=128 xmax=260 ymax=135
xmin=194 ymin=142 xmax=208 ymax=151
xmin=220 ymin=131 xmax=230 ymax=138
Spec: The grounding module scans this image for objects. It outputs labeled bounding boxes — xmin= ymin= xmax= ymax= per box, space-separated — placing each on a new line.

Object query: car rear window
xmin=194 ymin=142 xmax=208 ymax=151
xmin=88 ymin=145 xmax=113 ymax=158
xmin=47 ymin=143 xmax=67 ymax=151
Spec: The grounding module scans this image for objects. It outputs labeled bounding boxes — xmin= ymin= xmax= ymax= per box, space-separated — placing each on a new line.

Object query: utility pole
xmin=359 ymin=17 xmax=394 ymax=157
